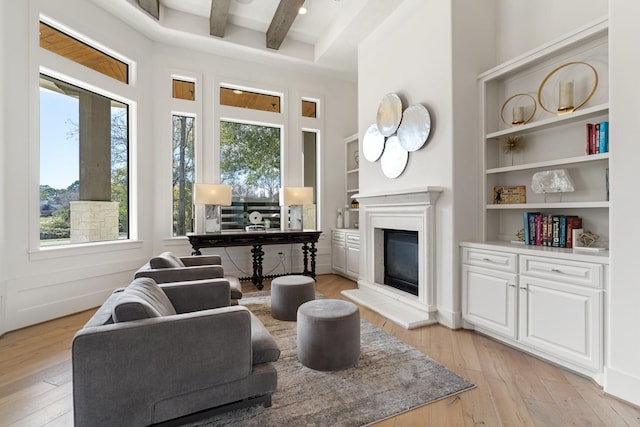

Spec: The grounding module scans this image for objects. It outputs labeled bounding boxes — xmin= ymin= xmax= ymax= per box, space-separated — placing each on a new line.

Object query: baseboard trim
xmin=605 ymin=367 xmax=640 ymax=407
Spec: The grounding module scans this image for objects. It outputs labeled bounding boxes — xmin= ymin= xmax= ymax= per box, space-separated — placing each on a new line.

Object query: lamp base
xmin=288 ymin=205 xmax=303 ymax=231
xmin=204 ymin=205 xmax=222 ymax=233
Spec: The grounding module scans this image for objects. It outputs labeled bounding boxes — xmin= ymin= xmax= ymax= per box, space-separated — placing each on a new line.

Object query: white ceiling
xmin=90 ymin=0 xmax=405 ymax=81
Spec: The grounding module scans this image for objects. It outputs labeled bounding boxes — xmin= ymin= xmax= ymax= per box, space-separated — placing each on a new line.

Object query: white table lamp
xmin=194 ymin=183 xmax=232 ymax=233
xmin=280 ymin=187 xmax=313 ymax=231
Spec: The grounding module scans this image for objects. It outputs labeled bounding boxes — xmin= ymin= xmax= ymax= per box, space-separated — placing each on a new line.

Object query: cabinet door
xmin=346 ymin=233 xmax=360 ymax=279
xmin=518 ymin=275 xmax=602 ymax=371
xmin=462 ymin=265 xmax=517 ymax=339
xmin=332 ymin=233 xmax=346 ymax=274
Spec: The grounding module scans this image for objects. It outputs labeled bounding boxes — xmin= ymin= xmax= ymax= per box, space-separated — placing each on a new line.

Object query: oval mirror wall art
xmin=380 ymin=135 xmax=408 ymax=179
xmin=376 ymin=93 xmax=403 ymax=136
xmin=363 ymin=123 xmax=386 ymax=162
xmin=397 ymin=103 xmax=431 ymax=152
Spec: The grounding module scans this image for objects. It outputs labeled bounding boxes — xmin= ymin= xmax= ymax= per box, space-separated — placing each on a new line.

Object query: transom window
xmin=220 ymin=86 xmax=281 ymax=113
xmin=39 ymin=21 xmax=129 ymax=84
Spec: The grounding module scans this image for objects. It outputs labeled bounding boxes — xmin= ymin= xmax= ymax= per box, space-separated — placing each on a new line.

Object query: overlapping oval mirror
xmin=397 ymin=104 xmax=431 ymax=152
xmin=376 ymin=93 xmax=402 ymax=136
xmin=363 ymin=123 xmax=386 ymax=162
xmin=380 ymin=135 xmax=408 ymax=179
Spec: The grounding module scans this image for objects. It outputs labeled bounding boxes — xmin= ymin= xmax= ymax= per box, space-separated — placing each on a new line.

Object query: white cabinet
xmin=332 ymin=229 xmax=359 ymax=281
xmin=479 ymin=18 xmax=609 ymax=246
xmin=461 ymin=243 xmax=606 ymax=380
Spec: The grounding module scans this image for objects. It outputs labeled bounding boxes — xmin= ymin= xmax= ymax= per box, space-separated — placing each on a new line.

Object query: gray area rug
xmin=193 ymin=292 xmax=474 ymax=426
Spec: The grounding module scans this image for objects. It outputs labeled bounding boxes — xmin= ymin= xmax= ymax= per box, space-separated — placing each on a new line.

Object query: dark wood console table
xmin=187 ymin=230 xmax=322 ymax=290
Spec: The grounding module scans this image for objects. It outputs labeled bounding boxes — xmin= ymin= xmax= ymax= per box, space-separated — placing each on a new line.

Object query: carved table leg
xmin=302 ymin=243 xmax=310 ymax=276
xmin=251 ymin=244 xmax=265 ymax=290
xmin=309 ymin=242 xmax=317 ymax=279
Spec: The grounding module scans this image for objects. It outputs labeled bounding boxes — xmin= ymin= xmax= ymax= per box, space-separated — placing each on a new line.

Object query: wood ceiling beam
xmin=137 ymin=0 xmax=159 ymax=20
xmin=266 ymin=0 xmax=305 ymax=50
xmin=210 ymin=0 xmax=232 ymax=38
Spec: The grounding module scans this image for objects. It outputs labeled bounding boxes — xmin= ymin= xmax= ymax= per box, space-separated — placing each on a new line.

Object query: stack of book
xmin=586 ymin=121 xmax=609 ymax=154
xmin=522 ymin=212 xmax=582 ymax=248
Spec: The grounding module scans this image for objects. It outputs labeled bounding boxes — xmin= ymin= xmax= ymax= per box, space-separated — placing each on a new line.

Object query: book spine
xmin=529 ymin=213 xmax=537 ymax=245
xmin=559 ymin=216 xmax=567 ymax=248
xmin=535 ymin=214 xmax=543 ymax=246
xmin=586 ymin=123 xmax=593 ymax=155
xmin=599 ymin=121 xmax=609 ymax=153
xmin=551 ymin=215 xmax=561 ymax=247
xmin=523 ymin=211 xmax=530 ymax=245
xmin=593 ymin=123 xmax=600 ymax=154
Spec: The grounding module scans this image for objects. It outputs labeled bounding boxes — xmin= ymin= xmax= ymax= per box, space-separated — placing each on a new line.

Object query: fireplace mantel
xmin=355 ymin=187 xmax=443 ymax=206
xmin=343 ymin=187 xmax=443 ymax=329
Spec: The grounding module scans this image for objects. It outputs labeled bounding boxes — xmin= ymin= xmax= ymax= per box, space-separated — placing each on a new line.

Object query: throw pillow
xmin=113 ymin=277 xmax=177 ymax=322
xmin=149 ymin=252 xmax=186 ymax=269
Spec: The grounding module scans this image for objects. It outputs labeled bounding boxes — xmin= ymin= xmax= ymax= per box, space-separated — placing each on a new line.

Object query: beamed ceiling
xmin=138 ymin=0 xmax=305 ymax=50
xmin=90 ymin=0 xmax=406 ymax=80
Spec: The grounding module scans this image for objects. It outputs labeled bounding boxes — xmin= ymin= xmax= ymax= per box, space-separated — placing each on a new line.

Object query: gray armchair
xmin=134 ymin=251 xmax=243 ymax=304
xmin=72 ymin=277 xmax=280 ymax=427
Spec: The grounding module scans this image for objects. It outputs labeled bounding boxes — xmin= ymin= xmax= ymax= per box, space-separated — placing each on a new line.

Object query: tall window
xmin=39 ymin=74 xmax=129 ymax=246
xmin=172 ymin=115 xmax=195 ymax=236
xmin=220 ymin=121 xmax=281 ymax=230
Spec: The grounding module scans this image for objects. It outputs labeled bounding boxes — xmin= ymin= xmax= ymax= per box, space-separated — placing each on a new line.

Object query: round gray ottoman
xmin=297 ymin=299 xmax=360 ymax=371
xmin=270 ymin=275 xmax=316 ymax=321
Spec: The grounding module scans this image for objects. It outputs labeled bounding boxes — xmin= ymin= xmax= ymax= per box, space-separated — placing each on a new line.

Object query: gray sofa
xmin=134 ymin=252 xmax=243 ymax=304
xmin=72 ymin=277 xmax=280 ymax=427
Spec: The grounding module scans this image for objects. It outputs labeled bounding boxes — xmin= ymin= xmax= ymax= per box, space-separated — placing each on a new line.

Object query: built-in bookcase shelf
xmin=478 ymin=17 xmax=610 ymax=250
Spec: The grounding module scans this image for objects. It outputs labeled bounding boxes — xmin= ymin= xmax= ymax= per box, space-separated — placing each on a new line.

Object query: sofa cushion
xmin=113 ymin=277 xmax=177 ymax=322
xmin=249 ymin=312 xmax=280 ymax=365
xmin=149 ymin=252 xmax=186 ymax=269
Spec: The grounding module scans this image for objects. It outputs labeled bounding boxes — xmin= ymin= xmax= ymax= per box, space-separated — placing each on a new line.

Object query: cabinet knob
xmin=508 ymin=283 xmax=516 ymax=288
xmin=483 ymin=258 xmax=493 ymax=262
xmin=551 ymin=268 xmax=563 ymax=273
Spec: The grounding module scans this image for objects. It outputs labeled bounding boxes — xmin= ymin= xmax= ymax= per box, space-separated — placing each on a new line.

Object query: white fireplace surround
xmin=342 ymin=187 xmax=443 ymax=329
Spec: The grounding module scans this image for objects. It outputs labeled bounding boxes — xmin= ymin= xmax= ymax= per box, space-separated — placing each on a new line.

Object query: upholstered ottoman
xmin=270 ymin=275 xmax=316 ymax=320
xmin=297 ymin=299 xmax=360 ymax=371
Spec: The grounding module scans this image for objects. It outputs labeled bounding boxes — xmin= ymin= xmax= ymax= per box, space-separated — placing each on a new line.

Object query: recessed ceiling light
xmin=236 ymin=0 xmax=253 ymax=4
xmin=233 ymin=89 xmax=243 ymax=95
xmin=298 ymin=6 xmax=307 ymax=15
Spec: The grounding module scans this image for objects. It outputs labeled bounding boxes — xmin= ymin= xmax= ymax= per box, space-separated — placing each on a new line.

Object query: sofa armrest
xmin=180 ymin=254 xmax=222 ymax=266
xmin=73 ymin=306 xmax=252 ymax=427
xmin=160 ymin=278 xmax=231 ymax=312
xmin=134 ymin=264 xmax=225 ymax=283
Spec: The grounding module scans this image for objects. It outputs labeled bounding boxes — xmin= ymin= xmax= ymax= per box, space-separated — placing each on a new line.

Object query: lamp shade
xmin=194 ymin=184 xmax=232 ymax=205
xmin=279 ymin=187 xmax=313 ymax=206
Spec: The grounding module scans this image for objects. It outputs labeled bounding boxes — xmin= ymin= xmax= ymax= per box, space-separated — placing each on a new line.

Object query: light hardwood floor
xmin=1 ymin=274 xmax=639 ymax=426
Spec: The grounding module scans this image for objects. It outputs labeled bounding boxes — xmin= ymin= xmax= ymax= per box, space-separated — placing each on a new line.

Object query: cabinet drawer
xmin=346 ymin=233 xmax=360 ymax=247
xmin=462 ymin=248 xmax=517 ymax=273
xmin=519 ymin=255 xmax=602 ymax=288
xmin=332 ymin=230 xmax=346 ymax=244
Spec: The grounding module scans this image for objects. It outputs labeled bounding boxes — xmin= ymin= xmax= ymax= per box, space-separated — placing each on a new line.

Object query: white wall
xmin=495 ymin=0 xmax=608 ymax=63
xmin=358 ymin=0 xmax=494 ymax=327
xmin=608 ymin=0 xmax=640 ymax=406
xmin=0 ymin=0 xmax=356 ymax=334
xmin=0 ymin=0 xmax=7 ymax=331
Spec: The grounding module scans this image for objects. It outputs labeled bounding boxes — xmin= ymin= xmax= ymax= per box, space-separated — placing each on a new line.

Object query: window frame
xmin=31 ymin=16 xmax=139 ymax=258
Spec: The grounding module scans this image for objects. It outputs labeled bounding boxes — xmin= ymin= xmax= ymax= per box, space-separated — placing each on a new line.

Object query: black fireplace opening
xmin=383 ymin=229 xmax=418 ymax=296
